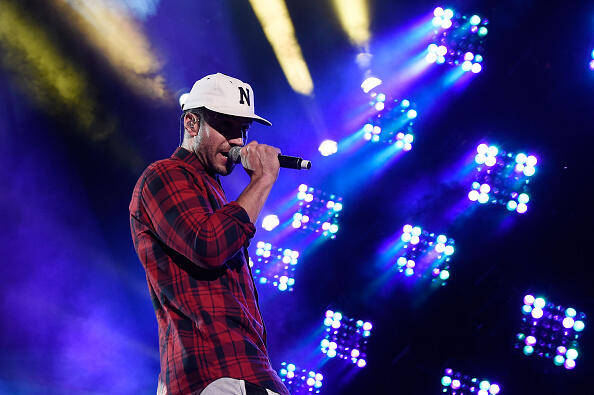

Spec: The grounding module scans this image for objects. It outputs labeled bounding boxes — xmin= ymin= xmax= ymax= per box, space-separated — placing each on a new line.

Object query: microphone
xmin=228 ymin=146 xmax=311 ymax=170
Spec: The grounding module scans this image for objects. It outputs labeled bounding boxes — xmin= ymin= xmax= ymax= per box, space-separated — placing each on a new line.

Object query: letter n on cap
xmin=238 ymin=87 xmax=251 ymax=106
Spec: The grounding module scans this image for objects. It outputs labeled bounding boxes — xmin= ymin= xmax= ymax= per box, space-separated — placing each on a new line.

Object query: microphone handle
xmin=228 ymin=146 xmax=311 ymax=170
xmin=278 ymin=154 xmax=311 ymax=170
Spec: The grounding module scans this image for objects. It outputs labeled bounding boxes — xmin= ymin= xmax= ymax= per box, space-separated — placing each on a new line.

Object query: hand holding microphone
xmin=229 ymin=144 xmax=311 ymax=172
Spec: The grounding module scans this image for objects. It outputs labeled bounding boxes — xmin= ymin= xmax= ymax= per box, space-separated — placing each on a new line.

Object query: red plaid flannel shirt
xmin=129 ymin=147 xmax=289 ymax=394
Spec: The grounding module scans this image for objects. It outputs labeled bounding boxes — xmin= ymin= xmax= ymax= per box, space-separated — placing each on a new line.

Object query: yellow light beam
xmin=331 ymin=0 xmax=371 ymax=47
xmin=0 ymin=1 xmax=99 ymax=134
xmin=0 ymin=1 xmax=145 ymax=171
xmin=53 ymin=0 xmax=169 ymax=101
xmin=248 ymin=0 xmax=314 ymax=95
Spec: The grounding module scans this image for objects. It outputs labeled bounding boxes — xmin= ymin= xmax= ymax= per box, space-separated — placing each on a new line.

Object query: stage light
xmin=426 ymin=52 xmax=438 ymax=63
xmin=279 ymin=362 xmax=323 ymax=394
xmin=331 ymin=0 xmax=370 ymax=47
xmin=516 ymin=294 xmax=586 ymax=369
xmin=478 ymin=192 xmax=489 ymax=204
xmin=362 ymin=94 xmax=417 ymax=148
xmin=262 ymin=214 xmax=280 ymax=231
xmin=468 ymin=143 xmax=538 ymax=214
xmin=318 ymin=139 xmax=338 ymax=156
xmin=439 ymin=270 xmax=450 ymax=280
xmin=441 ymin=368 xmax=501 ymax=394
xmin=361 ymin=76 xmax=382 ymax=93
xmin=427 ymin=6 xmax=489 ymax=73
xmin=249 ymin=0 xmax=313 ymax=95
xmin=250 ymin=242 xmax=299 ymax=292
xmin=0 ymin=1 xmax=108 ymax=140
xmin=321 ymin=310 xmax=371 ymax=367
xmin=55 ymin=1 xmax=168 ymax=100
xmin=395 ymin=224 xmax=455 ymax=285
xmin=291 ymin=185 xmax=343 ymax=239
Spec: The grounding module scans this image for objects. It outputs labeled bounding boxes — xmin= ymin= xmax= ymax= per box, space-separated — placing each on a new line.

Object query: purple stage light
xmin=441 ymin=369 xmax=501 ymax=394
xmin=362 ymin=93 xmax=416 ymax=149
xmin=278 ymin=362 xmax=323 ymax=394
xmin=321 ymin=310 xmax=371 ymax=368
xmin=292 ymin=184 xmax=343 ymax=239
xmin=427 ymin=7 xmax=489 ymax=72
xmin=515 ymin=294 xmax=586 ymax=369
xmin=361 ymin=76 xmax=382 ymax=93
xmin=395 ymin=224 xmax=454 ymax=285
xmin=590 ymin=50 xmax=594 ymax=70
xmin=468 ymin=143 xmax=538 ymax=214
xmin=318 ymin=139 xmax=338 ymax=156
xmin=261 ymin=214 xmax=280 ymax=231
xmin=250 ymin=241 xmax=299 ymax=292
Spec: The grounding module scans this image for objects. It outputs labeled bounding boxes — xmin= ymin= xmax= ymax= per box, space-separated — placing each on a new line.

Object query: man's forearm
xmin=236 ymin=176 xmax=276 ymax=224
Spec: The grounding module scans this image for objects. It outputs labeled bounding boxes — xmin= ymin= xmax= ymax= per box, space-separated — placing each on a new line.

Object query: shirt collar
xmin=172 ymin=147 xmax=221 ymax=183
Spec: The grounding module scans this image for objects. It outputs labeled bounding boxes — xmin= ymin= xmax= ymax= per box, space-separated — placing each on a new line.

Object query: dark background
xmin=0 ymin=0 xmax=592 ymax=393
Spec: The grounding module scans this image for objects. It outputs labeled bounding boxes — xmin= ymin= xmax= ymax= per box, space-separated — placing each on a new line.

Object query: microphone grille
xmin=229 ymin=146 xmax=242 ymax=163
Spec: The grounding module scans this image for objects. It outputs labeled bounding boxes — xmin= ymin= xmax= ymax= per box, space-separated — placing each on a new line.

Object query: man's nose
xmin=228 ymin=136 xmax=243 ymax=146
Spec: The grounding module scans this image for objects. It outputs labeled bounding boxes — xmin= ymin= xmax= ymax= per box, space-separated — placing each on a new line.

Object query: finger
xmin=263 ymin=145 xmax=281 ymax=155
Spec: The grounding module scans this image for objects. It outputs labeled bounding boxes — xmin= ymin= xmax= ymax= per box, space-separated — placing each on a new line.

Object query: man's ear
xmin=184 ymin=113 xmax=199 ymax=134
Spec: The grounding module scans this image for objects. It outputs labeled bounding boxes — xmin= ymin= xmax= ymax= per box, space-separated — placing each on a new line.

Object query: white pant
xmin=201 ymin=378 xmax=280 ymax=395
xmin=157 ymin=377 xmax=281 ymax=395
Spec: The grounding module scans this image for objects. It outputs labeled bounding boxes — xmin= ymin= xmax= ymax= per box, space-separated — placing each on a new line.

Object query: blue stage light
xmin=278 ymin=362 xmax=323 ymax=394
xmin=427 ymin=7 xmax=489 ymax=73
xmin=468 ymin=143 xmax=538 ymax=214
xmin=321 ymin=310 xmax=371 ymax=368
xmin=441 ymin=368 xmax=501 ymax=394
xmin=406 ymin=109 xmax=417 ymax=119
xmin=395 ymin=224 xmax=455 ymax=285
xmin=360 ymin=76 xmax=382 ymax=93
xmin=261 ymin=214 xmax=280 ymax=231
xmin=318 ymin=139 xmax=338 ymax=156
xmin=291 ymin=185 xmax=343 ymax=239
xmin=362 ymin=93 xmax=417 ymax=148
xmin=250 ymin=242 xmax=299 ymax=292
xmin=515 ymin=294 xmax=586 ymax=369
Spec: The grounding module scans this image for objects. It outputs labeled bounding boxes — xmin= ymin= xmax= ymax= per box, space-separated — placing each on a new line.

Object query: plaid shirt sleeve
xmin=140 ymin=162 xmax=255 ymax=268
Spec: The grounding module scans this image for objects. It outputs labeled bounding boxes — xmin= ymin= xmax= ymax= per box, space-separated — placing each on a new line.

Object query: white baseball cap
xmin=182 ymin=72 xmax=271 ymax=126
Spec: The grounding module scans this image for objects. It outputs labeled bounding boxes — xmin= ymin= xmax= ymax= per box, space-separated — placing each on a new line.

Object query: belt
xmin=244 ymin=381 xmax=269 ymax=395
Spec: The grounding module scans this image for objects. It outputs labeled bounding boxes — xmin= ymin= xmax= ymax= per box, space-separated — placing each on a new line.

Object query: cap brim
xmin=184 ymin=103 xmax=272 ymax=126
xmin=251 ymin=114 xmax=272 ymax=126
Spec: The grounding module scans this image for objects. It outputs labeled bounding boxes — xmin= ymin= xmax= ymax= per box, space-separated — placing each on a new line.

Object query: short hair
xmin=182 ymin=107 xmax=251 ymax=142
xmin=184 ymin=107 xmax=222 ymax=126
xmin=183 ymin=107 xmax=205 ymax=124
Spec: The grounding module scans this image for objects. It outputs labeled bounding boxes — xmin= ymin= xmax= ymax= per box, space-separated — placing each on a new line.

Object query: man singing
xmin=129 ymin=73 xmax=290 ymax=395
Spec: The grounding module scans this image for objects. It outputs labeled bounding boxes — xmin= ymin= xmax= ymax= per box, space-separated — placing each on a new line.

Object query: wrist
xmin=249 ymin=173 xmax=277 ymax=187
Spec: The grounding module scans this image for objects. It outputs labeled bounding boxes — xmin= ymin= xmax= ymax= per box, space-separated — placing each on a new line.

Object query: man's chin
xmin=217 ymin=163 xmax=235 ymax=176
